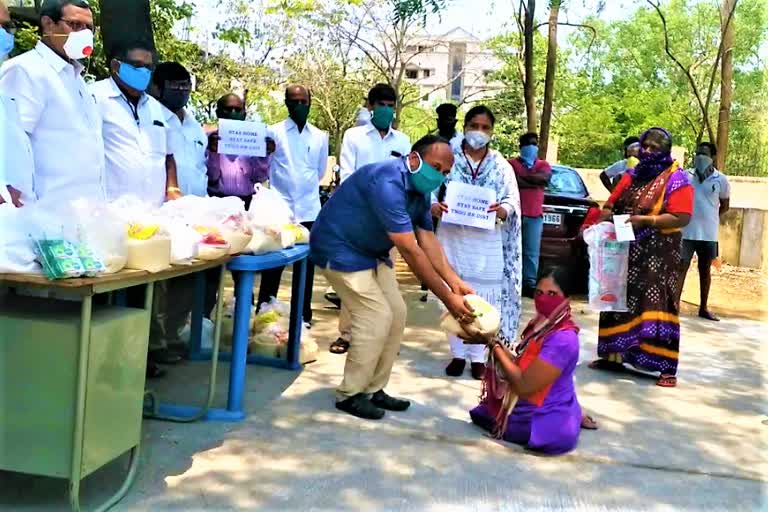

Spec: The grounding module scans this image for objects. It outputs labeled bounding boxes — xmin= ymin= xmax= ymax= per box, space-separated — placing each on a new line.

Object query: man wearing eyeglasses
xmin=91 ymin=40 xmax=182 ymax=378
xmin=0 ymin=0 xmax=105 ymax=203
xmin=150 ymin=62 xmax=207 ymax=198
xmin=91 ymin=40 xmax=181 ymax=208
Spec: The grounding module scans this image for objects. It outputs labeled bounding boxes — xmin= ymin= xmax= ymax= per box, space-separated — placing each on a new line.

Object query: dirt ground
xmin=680 ymin=262 xmax=768 ymax=321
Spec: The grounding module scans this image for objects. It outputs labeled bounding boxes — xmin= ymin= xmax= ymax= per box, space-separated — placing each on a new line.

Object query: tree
xmin=539 ymin=0 xmax=560 ymax=157
xmin=716 ymin=0 xmax=737 ymax=170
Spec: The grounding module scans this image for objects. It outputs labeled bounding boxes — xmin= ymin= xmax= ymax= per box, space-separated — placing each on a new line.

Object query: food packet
xmin=34 ymin=239 xmax=86 ymax=280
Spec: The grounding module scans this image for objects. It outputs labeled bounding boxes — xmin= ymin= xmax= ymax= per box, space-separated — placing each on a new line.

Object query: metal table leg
xmin=224 ymin=269 xmax=256 ymax=417
xmin=146 ymin=265 xmax=241 ymax=422
xmin=284 ymin=258 xmax=308 ymax=370
xmin=69 ymin=286 xmax=151 ymax=511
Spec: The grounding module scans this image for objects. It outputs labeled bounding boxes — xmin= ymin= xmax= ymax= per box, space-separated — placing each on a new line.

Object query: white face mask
xmin=62 ymin=29 xmax=94 ymax=60
xmin=465 ymin=130 xmax=491 ymax=150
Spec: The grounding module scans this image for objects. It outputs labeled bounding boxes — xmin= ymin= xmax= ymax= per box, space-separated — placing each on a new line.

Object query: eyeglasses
xmin=60 ymin=19 xmax=95 ymax=33
xmin=165 ymin=81 xmax=192 ymax=92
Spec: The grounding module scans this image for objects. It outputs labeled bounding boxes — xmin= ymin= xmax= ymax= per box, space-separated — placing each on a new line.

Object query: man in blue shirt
xmin=311 ymin=135 xmax=475 ymax=420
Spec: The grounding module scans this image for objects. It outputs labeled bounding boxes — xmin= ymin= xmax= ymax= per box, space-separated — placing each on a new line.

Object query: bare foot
xmin=699 ymin=309 xmax=720 ymax=322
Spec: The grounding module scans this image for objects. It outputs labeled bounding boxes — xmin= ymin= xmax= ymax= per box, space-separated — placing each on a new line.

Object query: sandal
xmin=656 ymin=374 xmax=677 ymax=387
xmin=581 ymin=414 xmax=599 ymax=430
xmin=588 ymin=358 xmax=626 ymax=372
xmin=329 ymin=338 xmax=350 ymax=355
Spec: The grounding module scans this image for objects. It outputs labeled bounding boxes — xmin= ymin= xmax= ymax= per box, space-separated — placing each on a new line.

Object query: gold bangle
xmin=166 ymin=186 xmax=181 ymax=192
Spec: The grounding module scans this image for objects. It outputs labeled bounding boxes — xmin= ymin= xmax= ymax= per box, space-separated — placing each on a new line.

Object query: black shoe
xmin=419 ymin=293 xmax=428 ymax=303
xmin=445 ymin=358 xmax=466 ymax=377
xmin=522 ymin=286 xmax=536 ymax=299
xmin=149 ymin=348 xmax=182 ymax=365
xmin=336 ymin=394 xmax=385 ymax=420
xmin=324 ymin=292 xmax=341 ymax=309
xmin=146 ymin=361 xmax=166 ymax=379
xmin=471 ymin=362 xmax=485 ymax=380
xmin=371 ymin=390 xmax=411 ymax=411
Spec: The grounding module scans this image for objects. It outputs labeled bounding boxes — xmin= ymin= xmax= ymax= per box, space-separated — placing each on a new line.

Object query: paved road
xmin=1 ymin=279 xmax=766 ymax=511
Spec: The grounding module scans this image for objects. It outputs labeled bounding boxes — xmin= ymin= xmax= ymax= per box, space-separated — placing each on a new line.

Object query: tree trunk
xmin=716 ymin=0 xmax=736 ymax=171
xmin=99 ymin=0 xmax=155 ymax=60
xmin=523 ymin=0 xmax=537 ymax=133
xmin=539 ymin=2 xmax=559 ymax=159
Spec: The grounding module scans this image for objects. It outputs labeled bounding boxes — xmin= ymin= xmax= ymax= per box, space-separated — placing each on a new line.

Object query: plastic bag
xmin=248 ymin=227 xmax=296 ymax=255
xmin=248 ymin=184 xmax=294 ymax=229
xmin=440 ymin=294 xmax=501 ymax=338
xmin=70 ymin=199 xmax=128 ymax=274
xmin=163 ymin=223 xmax=201 ymax=265
xmin=0 ymin=204 xmax=39 ymax=273
xmin=584 ymin=222 xmax=630 ymax=312
xmin=179 ymin=318 xmax=215 ymax=351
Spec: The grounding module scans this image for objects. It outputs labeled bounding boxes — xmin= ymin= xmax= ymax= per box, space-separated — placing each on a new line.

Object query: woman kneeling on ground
xmin=466 ymin=267 xmax=597 ymax=455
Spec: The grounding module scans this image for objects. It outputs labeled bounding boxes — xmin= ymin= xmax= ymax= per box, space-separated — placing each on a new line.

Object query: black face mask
xmin=161 ymin=89 xmax=190 ymax=112
xmin=218 ymin=108 xmax=246 ymax=121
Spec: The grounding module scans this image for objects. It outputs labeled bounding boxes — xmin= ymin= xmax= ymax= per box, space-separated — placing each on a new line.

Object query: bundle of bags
xmin=247 ymin=184 xmax=310 ymax=255
xmin=583 ymin=222 xmax=630 ymax=312
xmin=249 ymin=298 xmax=318 ymax=364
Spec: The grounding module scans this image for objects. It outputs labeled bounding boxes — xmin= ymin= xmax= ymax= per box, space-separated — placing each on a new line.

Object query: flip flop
xmin=581 ymin=414 xmax=599 ymax=430
xmin=329 ymin=338 xmax=350 ymax=355
xmin=656 ymin=374 xmax=677 ymax=388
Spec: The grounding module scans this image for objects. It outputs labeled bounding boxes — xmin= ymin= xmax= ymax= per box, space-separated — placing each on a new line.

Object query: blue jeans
xmin=522 ymin=215 xmax=544 ymax=288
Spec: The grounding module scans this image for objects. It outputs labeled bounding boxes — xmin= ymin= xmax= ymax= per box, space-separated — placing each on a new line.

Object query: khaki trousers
xmin=336 ymin=248 xmax=398 ymax=343
xmin=323 ymin=262 xmax=407 ymax=400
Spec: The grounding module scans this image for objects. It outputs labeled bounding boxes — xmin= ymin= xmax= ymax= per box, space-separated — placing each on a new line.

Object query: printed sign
xmin=441 ymin=181 xmax=497 ymax=231
xmin=612 ymin=214 xmax=636 ymax=242
xmin=218 ymin=119 xmax=267 ymax=157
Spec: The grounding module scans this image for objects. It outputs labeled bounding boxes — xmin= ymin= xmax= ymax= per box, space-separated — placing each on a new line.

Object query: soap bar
xmin=125 ymin=237 xmax=171 ymax=273
xmin=34 ymin=239 xmax=85 ymax=280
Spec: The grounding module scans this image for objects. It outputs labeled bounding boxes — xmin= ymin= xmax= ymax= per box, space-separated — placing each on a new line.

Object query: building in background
xmin=401 ymin=27 xmax=503 ymax=105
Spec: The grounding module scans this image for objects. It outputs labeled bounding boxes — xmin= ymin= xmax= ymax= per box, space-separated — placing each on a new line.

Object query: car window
xmin=546 ymin=167 xmax=587 ymax=196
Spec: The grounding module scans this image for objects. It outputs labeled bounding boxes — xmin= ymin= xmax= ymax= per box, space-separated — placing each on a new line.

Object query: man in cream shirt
xmin=330 ymin=83 xmax=411 ymax=354
xmin=259 ymin=85 xmax=329 ymax=323
xmin=0 ymin=0 xmax=104 ymax=203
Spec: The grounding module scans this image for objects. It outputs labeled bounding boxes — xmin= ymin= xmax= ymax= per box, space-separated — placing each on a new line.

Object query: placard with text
xmin=441 ymin=181 xmax=496 ymax=231
xmin=218 ymin=119 xmax=267 ymax=157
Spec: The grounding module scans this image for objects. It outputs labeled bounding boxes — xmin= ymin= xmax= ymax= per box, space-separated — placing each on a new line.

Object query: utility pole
xmin=99 ymin=0 xmax=155 ymax=59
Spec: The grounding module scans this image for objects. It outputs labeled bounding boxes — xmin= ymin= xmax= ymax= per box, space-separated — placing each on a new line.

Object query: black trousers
xmin=257 ymin=221 xmax=315 ymax=322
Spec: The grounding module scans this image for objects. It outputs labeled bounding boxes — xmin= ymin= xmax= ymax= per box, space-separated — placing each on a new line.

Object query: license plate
xmin=543 ymin=213 xmax=562 ymax=225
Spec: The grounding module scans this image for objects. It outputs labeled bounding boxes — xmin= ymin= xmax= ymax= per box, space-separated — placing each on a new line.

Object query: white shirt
xmin=0 ymin=42 xmax=105 ymax=202
xmin=0 ymin=95 xmax=35 ymax=203
xmin=339 ymin=122 xmax=411 ymax=182
xmin=683 ymin=168 xmax=730 ymax=242
xmin=268 ymin=118 xmax=329 ymax=223
xmin=448 ymin=130 xmax=463 ymax=152
xmin=91 ymin=78 xmax=172 ymax=207
xmin=163 ymin=105 xmax=208 ymax=197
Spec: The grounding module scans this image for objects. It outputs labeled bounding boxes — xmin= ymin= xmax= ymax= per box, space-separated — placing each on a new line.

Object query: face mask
xmin=117 ymin=62 xmax=152 ymax=92
xmin=465 ymin=130 xmax=490 ymax=150
xmin=409 ymin=153 xmax=445 ymax=195
xmin=62 ymin=29 xmax=94 ymax=60
xmin=534 ymin=293 xmax=567 ymax=318
xmin=694 ymin=155 xmax=714 ymax=176
xmin=219 ymin=109 xmax=246 ymax=121
xmin=0 ymin=28 xmax=14 ymax=61
xmin=371 ymin=105 xmax=394 ymax=131
xmin=520 ymin=144 xmax=538 ymax=167
xmin=287 ymin=102 xmax=310 ymax=126
xmin=161 ymin=89 xmax=190 ymax=112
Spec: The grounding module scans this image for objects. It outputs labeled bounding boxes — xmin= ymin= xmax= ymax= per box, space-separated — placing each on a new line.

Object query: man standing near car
xmin=258 ymin=84 xmax=329 ymax=324
xmin=510 ymin=132 xmax=551 ymax=298
xmin=600 ymin=136 xmax=640 ymax=192
xmin=680 ymin=142 xmax=730 ymax=322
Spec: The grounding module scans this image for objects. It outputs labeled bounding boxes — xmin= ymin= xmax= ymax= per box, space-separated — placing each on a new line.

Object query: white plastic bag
xmin=70 ymin=199 xmax=128 ymax=274
xmin=0 ymin=204 xmax=39 ymax=273
xmin=248 ymin=184 xmax=294 ymax=229
xmin=584 ymin=222 xmax=630 ymax=312
xmin=163 ymin=223 xmax=201 ymax=265
xmin=179 ymin=318 xmax=215 ymax=351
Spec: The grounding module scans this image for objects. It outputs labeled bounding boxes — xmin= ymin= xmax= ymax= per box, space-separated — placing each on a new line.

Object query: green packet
xmin=34 ymin=239 xmax=86 ymax=280
xmin=76 ymin=243 xmax=106 ymax=277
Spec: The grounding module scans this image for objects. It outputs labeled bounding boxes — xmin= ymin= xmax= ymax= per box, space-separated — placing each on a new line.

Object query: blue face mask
xmin=117 ymin=62 xmax=152 ymax=92
xmin=0 ymin=28 xmax=14 ymax=60
xmin=408 ymin=154 xmax=445 ymax=195
xmin=520 ymin=144 xmax=538 ymax=168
